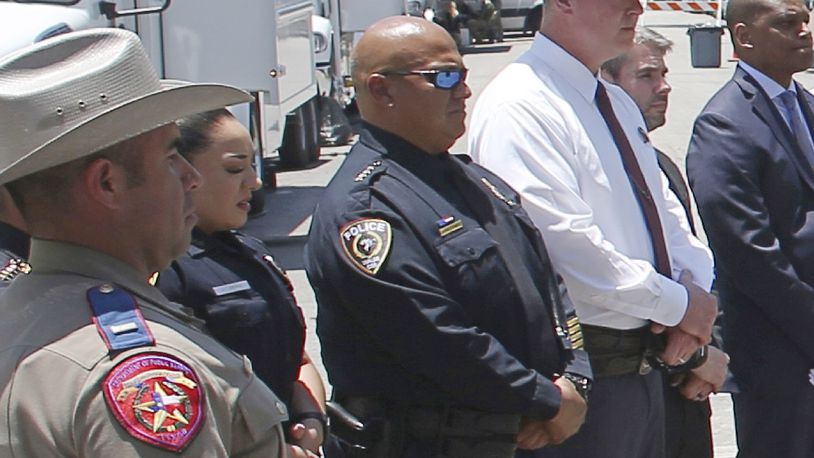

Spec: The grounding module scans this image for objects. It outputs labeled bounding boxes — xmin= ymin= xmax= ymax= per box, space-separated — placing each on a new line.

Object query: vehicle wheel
xmin=249 ymin=188 xmax=266 ymax=216
xmin=318 ymin=95 xmax=353 ymax=146
xmin=279 ymin=97 xmax=321 ymax=168
xmin=259 ymin=158 xmax=278 ymax=189
xmin=525 ymin=6 xmax=542 ymax=35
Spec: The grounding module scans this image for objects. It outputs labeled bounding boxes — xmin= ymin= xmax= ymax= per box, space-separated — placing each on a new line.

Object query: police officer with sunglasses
xmin=305 ymin=16 xmax=592 ymax=458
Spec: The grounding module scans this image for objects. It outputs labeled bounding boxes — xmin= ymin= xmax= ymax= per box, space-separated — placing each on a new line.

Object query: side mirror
xmin=99 ymin=0 xmax=171 ymax=20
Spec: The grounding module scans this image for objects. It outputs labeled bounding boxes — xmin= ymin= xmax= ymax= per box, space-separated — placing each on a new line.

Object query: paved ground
xmin=245 ymin=9 xmax=814 ymax=455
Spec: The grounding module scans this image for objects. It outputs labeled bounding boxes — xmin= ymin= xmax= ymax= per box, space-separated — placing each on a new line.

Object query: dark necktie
xmin=595 ymin=82 xmax=671 ymax=277
xmin=778 ymin=90 xmax=814 ymax=164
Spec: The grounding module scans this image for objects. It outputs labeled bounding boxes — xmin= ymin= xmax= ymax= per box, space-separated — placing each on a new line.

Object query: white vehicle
xmin=310 ymin=0 xmax=433 ymax=138
xmin=499 ymin=0 xmax=543 ymax=34
xmin=456 ymin=0 xmax=543 ymax=36
xmin=1 ymin=0 xmax=321 ymax=176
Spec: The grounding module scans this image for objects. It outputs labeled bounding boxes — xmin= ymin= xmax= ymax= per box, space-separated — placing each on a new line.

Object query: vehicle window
xmin=5 ymin=0 xmax=81 ymax=5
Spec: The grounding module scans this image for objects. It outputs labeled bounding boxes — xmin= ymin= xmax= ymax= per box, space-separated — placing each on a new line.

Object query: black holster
xmin=326 ymin=397 xmax=400 ymax=458
xmin=328 ymin=395 xmax=519 ymax=458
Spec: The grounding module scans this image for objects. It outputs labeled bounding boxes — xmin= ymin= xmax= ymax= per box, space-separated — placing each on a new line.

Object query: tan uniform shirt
xmin=0 ymin=239 xmax=288 ymax=457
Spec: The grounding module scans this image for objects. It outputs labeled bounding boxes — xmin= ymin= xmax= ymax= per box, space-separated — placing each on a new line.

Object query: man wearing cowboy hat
xmin=0 ymin=29 xmax=294 ymax=456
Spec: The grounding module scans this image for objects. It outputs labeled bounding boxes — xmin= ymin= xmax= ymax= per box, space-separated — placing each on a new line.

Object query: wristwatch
xmin=562 ymin=373 xmax=592 ymax=402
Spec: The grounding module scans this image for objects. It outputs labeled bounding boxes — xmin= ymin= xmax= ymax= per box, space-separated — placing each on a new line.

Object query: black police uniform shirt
xmin=158 ymin=228 xmax=306 ymax=406
xmin=305 ymin=123 xmax=589 ymax=420
xmin=0 ymin=221 xmax=31 ymax=286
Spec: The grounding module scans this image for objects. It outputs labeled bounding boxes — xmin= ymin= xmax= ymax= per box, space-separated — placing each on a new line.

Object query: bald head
xmin=727 ymin=0 xmax=812 ymax=86
xmin=726 ymin=0 xmax=775 ymax=27
xmin=352 ymin=16 xmax=457 ymax=99
xmin=349 ymin=16 xmax=471 ymax=154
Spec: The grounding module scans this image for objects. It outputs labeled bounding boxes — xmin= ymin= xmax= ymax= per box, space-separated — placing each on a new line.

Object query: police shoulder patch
xmin=339 ymin=218 xmax=392 ymax=275
xmin=103 ymin=352 xmax=206 ymax=453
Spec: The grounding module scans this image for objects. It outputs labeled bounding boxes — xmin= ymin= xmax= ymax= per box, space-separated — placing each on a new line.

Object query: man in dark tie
xmin=469 ymin=1 xmax=717 ymax=457
xmin=687 ymin=0 xmax=814 ymax=456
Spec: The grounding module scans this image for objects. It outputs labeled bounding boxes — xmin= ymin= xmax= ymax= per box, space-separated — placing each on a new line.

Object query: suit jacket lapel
xmin=736 ymin=68 xmax=814 ymax=192
xmin=795 ymin=80 xmax=814 ymax=142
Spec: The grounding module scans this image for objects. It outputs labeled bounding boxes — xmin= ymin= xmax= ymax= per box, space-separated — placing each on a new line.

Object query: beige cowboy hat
xmin=0 ymin=28 xmax=253 ymax=184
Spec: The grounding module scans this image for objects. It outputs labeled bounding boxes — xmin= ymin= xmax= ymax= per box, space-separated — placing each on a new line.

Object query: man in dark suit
xmin=687 ymin=0 xmax=814 ymax=455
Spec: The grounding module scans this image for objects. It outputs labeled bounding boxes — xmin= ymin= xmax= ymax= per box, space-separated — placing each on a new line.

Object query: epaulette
xmin=353 ymin=160 xmax=383 ymax=182
xmin=0 ymin=257 xmax=31 ymax=282
xmin=87 ymin=284 xmax=155 ymax=352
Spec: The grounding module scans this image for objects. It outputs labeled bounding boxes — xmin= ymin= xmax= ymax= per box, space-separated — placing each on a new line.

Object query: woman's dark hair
xmin=176 ymin=108 xmax=235 ymax=159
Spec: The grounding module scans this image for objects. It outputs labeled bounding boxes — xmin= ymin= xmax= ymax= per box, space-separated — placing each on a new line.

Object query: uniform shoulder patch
xmin=339 ymin=218 xmax=392 ymax=275
xmin=103 ymin=352 xmax=206 ymax=453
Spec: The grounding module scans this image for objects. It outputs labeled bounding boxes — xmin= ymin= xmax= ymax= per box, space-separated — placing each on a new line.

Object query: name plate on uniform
xmin=212 ymin=280 xmax=251 ymax=296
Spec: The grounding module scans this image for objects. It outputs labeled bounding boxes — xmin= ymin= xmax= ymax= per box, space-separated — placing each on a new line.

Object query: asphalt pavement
xmin=243 ymin=10 xmax=814 ymax=456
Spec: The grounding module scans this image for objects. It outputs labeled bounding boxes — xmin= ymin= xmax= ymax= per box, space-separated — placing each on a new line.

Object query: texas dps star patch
xmin=340 ymin=218 xmax=392 ymax=275
xmin=103 ymin=353 xmax=205 ymax=452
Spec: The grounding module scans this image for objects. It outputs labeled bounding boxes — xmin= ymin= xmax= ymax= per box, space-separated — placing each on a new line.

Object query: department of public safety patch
xmin=103 ymin=352 xmax=205 ymax=453
xmin=340 ymin=218 xmax=392 ymax=275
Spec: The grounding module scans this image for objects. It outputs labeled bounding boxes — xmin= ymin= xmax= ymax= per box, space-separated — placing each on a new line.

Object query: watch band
xmin=562 ymin=372 xmax=592 ymax=401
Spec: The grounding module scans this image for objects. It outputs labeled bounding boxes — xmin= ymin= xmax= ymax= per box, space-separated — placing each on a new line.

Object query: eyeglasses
xmin=379 ymin=68 xmax=469 ymax=90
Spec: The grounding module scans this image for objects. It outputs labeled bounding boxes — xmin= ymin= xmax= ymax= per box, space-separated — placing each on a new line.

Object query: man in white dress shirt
xmin=469 ymin=1 xmax=717 ymax=456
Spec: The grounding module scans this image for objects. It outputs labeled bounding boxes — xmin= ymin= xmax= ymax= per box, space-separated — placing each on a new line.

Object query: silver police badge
xmin=340 ymin=218 xmax=392 ymax=275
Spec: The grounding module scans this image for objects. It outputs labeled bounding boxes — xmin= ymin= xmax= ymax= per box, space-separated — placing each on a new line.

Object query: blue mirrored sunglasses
xmin=381 ymin=68 xmax=468 ymax=90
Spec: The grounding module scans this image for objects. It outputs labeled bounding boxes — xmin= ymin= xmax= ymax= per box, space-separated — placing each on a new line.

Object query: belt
xmin=336 ymin=395 xmax=519 ymax=458
xmin=581 ymin=324 xmax=654 ymax=377
xmin=406 ymin=405 xmax=520 ymax=438
xmin=405 ymin=405 xmax=519 ymax=458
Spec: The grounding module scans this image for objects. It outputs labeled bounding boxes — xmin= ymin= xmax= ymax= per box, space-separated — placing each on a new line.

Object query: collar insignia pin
xmin=638 ymin=127 xmax=650 ymax=144
xmin=481 ymin=178 xmax=516 ymax=207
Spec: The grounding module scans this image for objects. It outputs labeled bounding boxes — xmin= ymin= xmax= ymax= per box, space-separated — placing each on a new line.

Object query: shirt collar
xmin=359 ymin=123 xmax=452 ymax=182
xmin=28 ymin=238 xmax=173 ymax=308
xmin=739 ymin=61 xmax=795 ymax=99
xmin=529 ymin=32 xmax=599 ymax=104
xmin=189 ymin=228 xmax=248 ymax=257
xmin=359 ymin=122 xmax=428 ymax=155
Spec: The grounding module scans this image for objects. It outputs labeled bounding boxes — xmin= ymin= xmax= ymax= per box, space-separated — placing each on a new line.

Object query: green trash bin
xmin=687 ymin=24 xmax=724 ymax=68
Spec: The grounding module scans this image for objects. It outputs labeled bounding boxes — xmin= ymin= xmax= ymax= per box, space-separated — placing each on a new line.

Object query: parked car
xmin=496 ymin=0 xmax=543 ymax=34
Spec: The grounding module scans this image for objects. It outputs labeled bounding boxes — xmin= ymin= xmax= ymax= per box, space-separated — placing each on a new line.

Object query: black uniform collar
xmin=358 ymin=123 xmax=461 ymax=183
xmin=188 ymin=228 xmax=247 ymax=257
xmin=0 ymin=221 xmax=30 ymax=259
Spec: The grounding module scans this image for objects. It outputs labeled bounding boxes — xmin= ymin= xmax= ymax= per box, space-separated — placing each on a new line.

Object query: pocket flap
xmin=435 ymin=228 xmax=496 ymax=267
xmin=237 ymin=365 xmax=289 ymax=442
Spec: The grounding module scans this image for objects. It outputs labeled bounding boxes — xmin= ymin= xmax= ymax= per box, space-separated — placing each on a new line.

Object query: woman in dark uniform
xmin=157 ymin=109 xmax=327 ymax=457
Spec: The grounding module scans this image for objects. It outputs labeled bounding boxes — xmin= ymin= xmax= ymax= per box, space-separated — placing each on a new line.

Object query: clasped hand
xmin=652 ymin=270 xmax=717 ymax=365
xmin=517 ymin=377 xmax=587 ymax=450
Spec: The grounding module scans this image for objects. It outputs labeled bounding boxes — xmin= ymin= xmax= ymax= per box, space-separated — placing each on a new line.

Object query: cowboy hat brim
xmin=0 ymin=80 xmax=253 ymax=185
